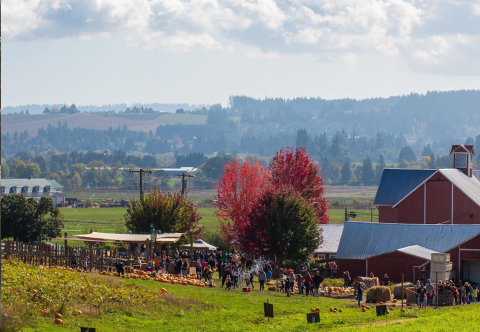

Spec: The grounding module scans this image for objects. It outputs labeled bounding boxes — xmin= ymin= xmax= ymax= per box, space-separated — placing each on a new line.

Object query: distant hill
xmin=1 ymin=103 xmax=208 ymax=115
xmin=1 ymin=112 xmax=208 ymax=136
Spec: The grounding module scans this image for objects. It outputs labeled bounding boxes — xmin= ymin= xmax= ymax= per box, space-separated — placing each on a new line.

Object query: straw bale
xmin=360 ymin=277 xmax=379 ymax=288
xmin=405 ymin=287 xmax=417 ymax=304
xmin=366 ymin=286 xmax=391 ymax=303
xmin=393 ymin=283 xmax=414 ymax=299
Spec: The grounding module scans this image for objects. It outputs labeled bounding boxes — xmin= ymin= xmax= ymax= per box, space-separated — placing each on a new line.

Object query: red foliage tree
xmin=214 ymin=158 xmax=271 ymax=252
xmin=269 ymin=147 xmax=330 ymax=224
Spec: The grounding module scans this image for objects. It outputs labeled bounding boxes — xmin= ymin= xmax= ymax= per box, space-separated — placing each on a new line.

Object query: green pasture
xmin=155 ymin=113 xmax=207 ymax=124
xmin=59 ymin=207 xmax=377 ymax=233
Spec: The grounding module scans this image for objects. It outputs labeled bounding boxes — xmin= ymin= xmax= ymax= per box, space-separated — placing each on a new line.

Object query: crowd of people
xmin=414 ymin=279 xmax=479 ymax=308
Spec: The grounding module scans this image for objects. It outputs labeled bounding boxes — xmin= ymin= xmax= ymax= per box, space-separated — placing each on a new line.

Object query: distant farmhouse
xmin=1 ymin=178 xmax=65 ymax=205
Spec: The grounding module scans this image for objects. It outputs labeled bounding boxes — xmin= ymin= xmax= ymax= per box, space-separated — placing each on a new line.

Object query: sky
xmin=2 ymin=0 xmax=480 ymax=107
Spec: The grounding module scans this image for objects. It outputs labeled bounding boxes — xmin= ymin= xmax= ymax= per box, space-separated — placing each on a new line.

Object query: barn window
xmin=329 ymin=254 xmax=336 ymax=259
xmin=317 ymin=254 xmax=326 ymax=260
xmin=455 ymin=154 xmax=467 ymax=168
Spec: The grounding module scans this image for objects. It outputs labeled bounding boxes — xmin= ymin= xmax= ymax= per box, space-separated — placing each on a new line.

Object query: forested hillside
xmin=2 ymin=90 xmax=480 ymax=188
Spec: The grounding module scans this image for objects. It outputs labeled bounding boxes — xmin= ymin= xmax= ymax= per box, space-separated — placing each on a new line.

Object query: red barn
xmin=335 ymin=221 xmax=480 ymax=284
xmin=374 ymin=145 xmax=480 ymax=224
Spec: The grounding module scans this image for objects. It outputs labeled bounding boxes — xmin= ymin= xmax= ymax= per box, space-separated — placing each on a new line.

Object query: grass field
xmin=155 ymin=113 xmax=207 ymax=124
xmin=3 ymin=259 xmax=478 ymax=332
xmin=60 ymin=207 xmax=378 ymax=226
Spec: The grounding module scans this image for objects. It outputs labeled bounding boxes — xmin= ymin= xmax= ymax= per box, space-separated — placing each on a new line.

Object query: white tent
xmin=182 ymin=239 xmax=217 ymax=251
xmin=75 ymin=232 xmax=185 ymax=243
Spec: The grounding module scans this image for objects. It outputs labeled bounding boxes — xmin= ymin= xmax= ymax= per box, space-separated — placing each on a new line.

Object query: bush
xmin=323 ymin=278 xmax=345 ymax=288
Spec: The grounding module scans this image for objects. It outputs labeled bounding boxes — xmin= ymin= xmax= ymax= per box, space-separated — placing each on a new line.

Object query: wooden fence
xmin=1 ymin=240 xmax=140 ymax=272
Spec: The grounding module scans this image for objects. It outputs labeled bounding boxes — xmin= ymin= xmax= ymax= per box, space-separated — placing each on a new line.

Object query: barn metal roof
xmin=336 ymin=221 xmax=480 ymax=260
xmin=396 ymin=245 xmax=439 ymax=260
xmin=315 ymin=225 xmax=344 ymax=253
xmin=373 ymin=169 xmax=437 ymax=206
xmin=374 ymin=168 xmax=480 ymax=208
xmin=440 ymin=169 xmax=480 ymax=207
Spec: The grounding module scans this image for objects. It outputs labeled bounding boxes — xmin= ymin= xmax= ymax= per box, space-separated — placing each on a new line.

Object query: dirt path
xmin=347 ymin=318 xmax=415 ymax=328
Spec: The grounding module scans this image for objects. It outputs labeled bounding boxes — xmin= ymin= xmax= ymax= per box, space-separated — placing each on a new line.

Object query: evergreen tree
xmin=340 ymin=159 xmax=353 ymax=183
xmin=399 ymin=146 xmax=417 ymax=162
xmin=375 ymin=154 xmax=386 ymax=179
xmin=361 ymin=155 xmax=375 ymax=183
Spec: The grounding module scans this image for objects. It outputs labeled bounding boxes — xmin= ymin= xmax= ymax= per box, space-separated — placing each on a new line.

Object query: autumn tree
xmin=246 ymin=188 xmax=322 ymax=265
xmin=125 ymin=188 xmax=202 ymax=238
xmin=214 ymin=158 xmax=270 ymax=251
xmin=269 ymin=147 xmax=329 ymax=224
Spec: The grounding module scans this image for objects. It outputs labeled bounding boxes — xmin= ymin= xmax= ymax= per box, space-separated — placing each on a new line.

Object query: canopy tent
xmin=182 ymin=239 xmax=218 ymax=251
xmin=74 ymin=232 xmax=185 ymax=244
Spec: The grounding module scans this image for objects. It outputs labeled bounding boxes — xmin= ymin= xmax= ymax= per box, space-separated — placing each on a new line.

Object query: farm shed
xmin=335 ymin=221 xmax=480 ymax=284
xmin=375 ymin=145 xmax=480 ymax=225
xmin=314 ymin=225 xmax=343 ymax=260
xmin=1 ymin=178 xmax=66 ymax=205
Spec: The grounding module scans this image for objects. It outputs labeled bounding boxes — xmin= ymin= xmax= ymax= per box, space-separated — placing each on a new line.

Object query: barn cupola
xmin=450 ymin=144 xmax=475 ymax=177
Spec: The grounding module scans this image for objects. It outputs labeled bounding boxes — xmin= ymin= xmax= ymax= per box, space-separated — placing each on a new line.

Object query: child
xmin=461 ymin=286 xmax=467 ymax=305
xmin=83 ymin=258 xmax=88 ymax=272
xmin=472 ymin=286 xmax=478 ymax=304
xmin=225 ymin=275 xmax=233 ymax=291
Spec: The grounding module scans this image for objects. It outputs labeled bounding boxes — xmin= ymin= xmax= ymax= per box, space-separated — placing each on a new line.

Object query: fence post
xmin=436 ymin=271 xmax=438 ymax=309
xmin=401 ymin=273 xmax=404 ymax=310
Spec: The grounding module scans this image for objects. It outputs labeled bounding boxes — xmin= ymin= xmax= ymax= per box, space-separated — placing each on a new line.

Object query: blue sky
xmin=2 ymin=0 xmax=480 ymax=107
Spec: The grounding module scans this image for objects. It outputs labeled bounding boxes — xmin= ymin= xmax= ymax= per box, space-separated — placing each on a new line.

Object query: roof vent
xmin=450 ymin=145 xmax=475 ymax=177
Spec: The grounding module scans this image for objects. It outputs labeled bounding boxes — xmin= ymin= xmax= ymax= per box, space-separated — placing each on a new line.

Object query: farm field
xmin=2 ymin=259 xmax=477 ymax=332
xmin=155 ymin=113 xmax=207 ymax=124
xmin=60 ymin=207 xmax=377 ymax=226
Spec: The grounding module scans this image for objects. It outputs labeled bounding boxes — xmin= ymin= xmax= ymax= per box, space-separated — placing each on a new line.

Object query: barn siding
xmin=426 ymin=174 xmax=451 ymax=224
xmin=336 ymin=259 xmax=366 ymax=279
xmin=367 ymin=252 xmax=428 ymax=283
xmin=452 ymin=186 xmax=480 ymax=224
xmin=378 ymin=206 xmax=398 ymax=224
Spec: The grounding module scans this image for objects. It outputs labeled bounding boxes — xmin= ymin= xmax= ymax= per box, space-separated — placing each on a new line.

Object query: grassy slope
xmin=6 ymin=260 xmax=478 ymax=332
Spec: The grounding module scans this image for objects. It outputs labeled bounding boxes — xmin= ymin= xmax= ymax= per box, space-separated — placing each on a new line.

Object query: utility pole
xmin=175 ymin=172 xmax=195 ymax=266
xmin=175 ymin=172 xmax=195 ymax=197
xmin=371 ymin=207 xmax=373 ymax=222
xmin=345 ymin=208 xmax=348 ymax=222
xmin=130 ymin=168 xmax=152 ymax=200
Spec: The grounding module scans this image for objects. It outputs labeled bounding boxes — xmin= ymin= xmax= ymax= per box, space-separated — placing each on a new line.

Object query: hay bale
xmin=393 ymin=282 xmax=414 ymax=299
xmin=366 ymin=286 xmax=391 ymax=303
xmin=405 ymin=287 xmax=416 ymax=304
xmin=360 ymin=277 xmax=379 ymax=288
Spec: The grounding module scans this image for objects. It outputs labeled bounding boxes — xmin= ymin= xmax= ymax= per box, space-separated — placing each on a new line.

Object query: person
xmin=343 ymin=271 xmax=351 ymax=288
xmin=313 ymin=271 xmax=323 ymax=297
xmin=231 ymin=252 xmax=238 ymax=265
xmin=232 ymin=265 xmax=239 ymax=289
xmin=417 ymin=284 xmax=427 ymax=309
xmin=225 ymin=275 xmax=233 ymax=291
xmin=249 ymin=269 xmax=255 ymax=289
xmin=296 ymin=274 xmax=303 ymax=295
xmin=303 ymin=272 xmax=313 ymax=296
xmin=369 ymin=272 xmax=377 ymax=286
xmin=181 ymin=259 xmax=189 ymax=277
xmin=154 ymin=256 xmax=160 ymax=273
xmin=72 ymin=249 xmax=78 ymax=269
xmin=461 ymin=286 xmax=467 ymax=305
xmin=287 ymin=272 xmax=295 ymax=297
xmin=83 ymin=258 xmax=88 ymax=272
xmin=196 ymin=263 xmax=202 ymax=279
xmin=222 ymin=251 xmax=228 ymax=264
xmin=383 ymin=274 xmax=390 ymax=286
xmin=258 ymin=269 xmax=266 ymax=291
xmin=207 ymin=268 xmax=213 ymax=288
xmin=356 ymin=277 xmax=365 ymax=306
xmin=472 ymin=286 xmax=478 ymax=304
xmin=426 ymin=281 xmax=434 ymax=307
xmin=414 ymin=280 xmax=421 ymax=306
xmin=240 ymin=254 xmax=247 ymax=270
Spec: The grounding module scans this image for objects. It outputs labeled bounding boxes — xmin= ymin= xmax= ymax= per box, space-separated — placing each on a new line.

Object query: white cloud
xmin=2 ymin=0 xmax=480 ymax=74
